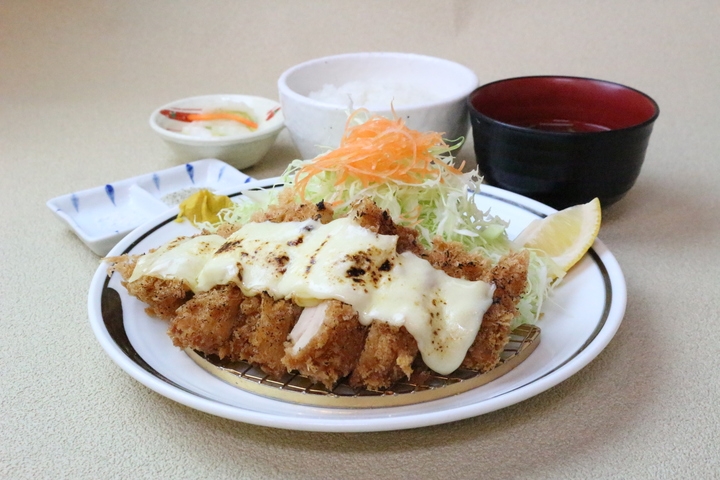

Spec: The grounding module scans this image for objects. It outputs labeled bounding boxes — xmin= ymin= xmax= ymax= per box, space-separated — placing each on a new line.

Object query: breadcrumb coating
xmin=246 ymin=294 xmax=303 ymax=377
xmin=106 ymin=253 xmax=190 ymax=321
xmin=422 ymin=238 xmax=494 ymax=282
xmin=168 ymin=284 xmax=244 ymax=356
xmin=251 ymin=188 xmax=335 ymax=224
xmin=282 ymin=301 xmax=367 ymax=389
xmin=462 ymin=250 xmax=530 ymax=372
xmin=349 ymin=323 xmax=418 ymax=390
xmin=351 ymin=197 xmax=423 ymax=255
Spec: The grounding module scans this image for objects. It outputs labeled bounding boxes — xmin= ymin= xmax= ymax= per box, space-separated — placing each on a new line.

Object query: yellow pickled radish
xmin=176 ymin=189 xmax=234 ymax=226
xmin=514 ymin=198 xmax=602 ymax=273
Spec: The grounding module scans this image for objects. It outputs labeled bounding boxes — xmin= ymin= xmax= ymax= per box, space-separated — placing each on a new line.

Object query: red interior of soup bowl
xmin=469 ymin=76 xmax=659 ymax=132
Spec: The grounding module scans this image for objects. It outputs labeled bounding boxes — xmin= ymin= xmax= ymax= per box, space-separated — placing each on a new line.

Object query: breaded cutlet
xmin=282 ymin=300 xmax=368 ymax=389
xmin=155 ymin=278 xmax=302 ymax=378
xmin=168 ymin=284 xmax=244 ymax=356
xmin=245 ymin=293 xmax=303 ymax=378
xmin=350 ymin=197 xmax=424 ymax=255
xmin=462 ymin=250 xmax=530 ymax=372
xmin=106 ymin=253 xmax=191 ymax=321
xmin=251 ymin=188 xmax=335 ymax=224
xmin=349 ymin=322 xmax=418 ymax=390
xmin=422 ymin=238 xmax=494 ymax=282
xmin=221 ymin=294 xmax=262 ymax=362
xmin=170 ymin=195 xmax=332 ymax=377
xmin=106 ymin=194 xmax=530 ymax=391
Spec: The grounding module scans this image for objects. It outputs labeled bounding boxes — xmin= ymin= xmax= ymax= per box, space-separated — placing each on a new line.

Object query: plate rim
xmin=87 ymin=179 xmax=626 ymax=432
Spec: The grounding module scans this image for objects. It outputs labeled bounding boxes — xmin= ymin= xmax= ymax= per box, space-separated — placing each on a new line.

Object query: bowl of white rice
xmin=149 ymin=94 xmax=284 ymax=170
xmin=277 ymin=52 xmax=478 ymax=160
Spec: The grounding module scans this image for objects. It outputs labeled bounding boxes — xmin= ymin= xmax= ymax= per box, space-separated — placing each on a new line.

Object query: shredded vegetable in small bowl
xmin=149 ymin=94 xmax=285 ymax=169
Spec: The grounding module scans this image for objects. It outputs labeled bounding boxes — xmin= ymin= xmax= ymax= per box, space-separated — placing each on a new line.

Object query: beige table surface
xmin=3 ymin=1 xmax=720 ymax=478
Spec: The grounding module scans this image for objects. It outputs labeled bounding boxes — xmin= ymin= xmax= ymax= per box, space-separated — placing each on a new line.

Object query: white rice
xmin=308 ymin=79 xmax=439 ymax=109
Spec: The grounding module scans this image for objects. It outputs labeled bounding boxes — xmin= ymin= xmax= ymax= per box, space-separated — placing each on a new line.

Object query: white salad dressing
xmin=128 ymin=217 xmax=495 ymax=374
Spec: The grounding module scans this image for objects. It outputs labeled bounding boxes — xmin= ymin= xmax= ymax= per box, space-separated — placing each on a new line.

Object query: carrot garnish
xmin=186 ymin=112 xmax=258 ymax=130
xmin=293 ymin=110 xmax=461 ymax=200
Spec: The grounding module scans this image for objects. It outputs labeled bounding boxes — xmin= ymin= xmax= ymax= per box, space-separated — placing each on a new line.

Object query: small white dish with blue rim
xmin=47 ymin=158 xmax=255 ymax=256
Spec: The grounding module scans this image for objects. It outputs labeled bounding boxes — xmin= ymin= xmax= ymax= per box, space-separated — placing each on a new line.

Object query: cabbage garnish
xmin=283 ymin=155 xmax=510 ymax=254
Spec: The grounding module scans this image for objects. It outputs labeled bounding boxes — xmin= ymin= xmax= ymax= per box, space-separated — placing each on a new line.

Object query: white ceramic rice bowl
xmin=278 ymin=52 xmax=478 ymax=159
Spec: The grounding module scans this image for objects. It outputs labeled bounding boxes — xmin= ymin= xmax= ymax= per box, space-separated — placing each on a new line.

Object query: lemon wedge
xmin=514 ymin=198 xmax=602 ymax=273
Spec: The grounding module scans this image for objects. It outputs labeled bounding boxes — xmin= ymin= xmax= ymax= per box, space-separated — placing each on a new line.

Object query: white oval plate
xmin=88 ymin=179 xmax=626 ymax=432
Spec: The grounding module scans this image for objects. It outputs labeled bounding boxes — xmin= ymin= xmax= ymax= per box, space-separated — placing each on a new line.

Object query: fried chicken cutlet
xmin=106 ymin=194 xmax=530 ymax=391
xmin=106 ymin=251 xmax=190 ymax=321
xmin=463 ymin=250 xmax=530 ymax=372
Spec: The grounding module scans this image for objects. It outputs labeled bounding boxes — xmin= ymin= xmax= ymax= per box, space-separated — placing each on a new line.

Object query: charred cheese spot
xmin=215 ymin=239 xmax=242 ymax=254
xmin=287 ymin=236 xmax=304 ymax=247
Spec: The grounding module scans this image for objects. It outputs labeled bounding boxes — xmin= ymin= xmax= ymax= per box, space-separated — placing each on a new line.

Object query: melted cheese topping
xmin=128 ymin=235 xmax=226 ymax=291
xmin=362 ymin=251 xmax=494 ymax=373
xmin=130 ymin=217 xmax=495 ymax=374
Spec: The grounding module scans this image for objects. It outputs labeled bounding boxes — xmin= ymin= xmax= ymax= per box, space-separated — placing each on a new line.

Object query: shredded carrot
xmin=186 ymin=112 xmax=258 ymax=130
xmin=293 ymin=110 xmax=461 ymax=199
